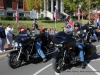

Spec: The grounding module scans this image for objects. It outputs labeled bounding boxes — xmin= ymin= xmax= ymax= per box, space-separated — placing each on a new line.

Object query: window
xmin=6 ymin=0 xmax=12 ymax=8
xmin=18 ymin=0 xmax=23 ymax=8
xmin=19 ymin=13 xmax=24 ymax=16
xmin=48 ymin=0 xmax=51 ymax=12
xmin=7 ymin=13 xmax=13 ymax=16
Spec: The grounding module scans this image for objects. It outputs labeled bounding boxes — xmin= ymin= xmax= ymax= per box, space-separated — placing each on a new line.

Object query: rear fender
xmin=7 ymin=50 xmax=19 ymax=58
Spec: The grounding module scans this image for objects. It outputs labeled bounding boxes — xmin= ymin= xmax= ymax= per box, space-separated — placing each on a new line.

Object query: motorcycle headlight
xmin=19 ymin=43 xmax=22 ymax=46
xmin=14 ymin=42 xmax=22 ymax=47
xmin=14 ymin=42 xmax=18 ymax=47
xmin=54 ymin=44 xmax=63 ymax=47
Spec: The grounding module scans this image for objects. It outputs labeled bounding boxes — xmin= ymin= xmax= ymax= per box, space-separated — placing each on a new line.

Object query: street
xmin=0 ymin=42 xmax=100 ymax=75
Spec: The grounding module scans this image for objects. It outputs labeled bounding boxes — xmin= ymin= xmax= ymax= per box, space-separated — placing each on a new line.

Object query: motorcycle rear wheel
xmin=8 ymin=53 xmax=22 ymax=69
xmin=52 ymin=57 xmax=64 ymax=73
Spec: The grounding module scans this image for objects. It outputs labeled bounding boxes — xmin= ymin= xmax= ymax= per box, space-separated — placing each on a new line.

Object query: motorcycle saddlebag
xmin=84 ymin=44 xmax=97 ymax=55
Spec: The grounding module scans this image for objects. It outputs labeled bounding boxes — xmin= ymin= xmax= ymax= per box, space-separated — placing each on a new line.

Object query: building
xmin=42 ymin=0 xmax=67 ymax=20
xmin=0 ymin=0 xmax=30 ymax=17
xmin=0 ymin=0 xmax=66 ymax=20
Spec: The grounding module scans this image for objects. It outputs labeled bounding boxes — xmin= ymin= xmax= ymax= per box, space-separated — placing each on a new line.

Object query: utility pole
xmin=89 ymin=0 xmax=90 ymax=24
xmin=44 ymin=0 xmax=46 ymax=17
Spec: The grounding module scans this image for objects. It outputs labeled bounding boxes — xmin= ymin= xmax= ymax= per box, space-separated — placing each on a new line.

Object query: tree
xmin=62 ymin=0 xmax=99 ymax=13
xmin=24 ymin=0 xmax=43 ymax=12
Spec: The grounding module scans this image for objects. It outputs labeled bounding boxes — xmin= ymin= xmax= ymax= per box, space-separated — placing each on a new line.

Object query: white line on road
xmin=85 ymin=62 xmax=100 ymax=75
xmin=33 ymin=63 xmax=60 ymax=75
xmin=33 ymin=63 xmax=52 ymax=75
xmin=96 ymin=45 xmax=100 ymax=47
xmin=85 ymin=44 xmax=100 ymax=75
xmin=55 ymin=72 xmax=60 ymax=75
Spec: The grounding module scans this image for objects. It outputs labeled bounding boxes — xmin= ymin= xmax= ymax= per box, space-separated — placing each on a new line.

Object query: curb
xmin=0 ymin=49 xmax=13 ymax=56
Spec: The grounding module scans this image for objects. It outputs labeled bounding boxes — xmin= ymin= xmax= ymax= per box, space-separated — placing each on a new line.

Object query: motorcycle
xmin=52 ymin=31 xmax=97 ymax=73
xmin=7 ymin=31 xmax=55 ymax=69
xmin=81 ymin=24 xmax=99 ymax=42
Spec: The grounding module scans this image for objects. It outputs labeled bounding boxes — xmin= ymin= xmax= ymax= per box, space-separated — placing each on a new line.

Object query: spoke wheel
xmin=8 ymin=53 xmax=22 ymax=69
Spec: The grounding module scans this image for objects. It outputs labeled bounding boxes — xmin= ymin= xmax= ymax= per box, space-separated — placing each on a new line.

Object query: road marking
xmin=33 ymin=63 xmax=52 ymax=75
xmin=85 ymin=62 xmax=100 ymax=75
xmin=85 ymin=44 xmax=100 ymax=75
xmin=96 ymin=45 xmax=100 ymax=47
xmin=55 ymin=72 xmax=60 ymax=75
xmin=33 ymin=44 xmax=100 ymax=75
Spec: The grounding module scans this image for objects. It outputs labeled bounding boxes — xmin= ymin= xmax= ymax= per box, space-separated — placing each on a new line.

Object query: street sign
xmin=30 ymin=9 xmax=37 ymax=19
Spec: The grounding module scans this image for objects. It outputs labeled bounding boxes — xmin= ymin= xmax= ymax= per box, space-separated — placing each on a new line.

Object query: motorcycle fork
xmin=63 ymin=50 xmax=66 ymax=65
xmin=17 ymin=47 xmax=22 ymax=61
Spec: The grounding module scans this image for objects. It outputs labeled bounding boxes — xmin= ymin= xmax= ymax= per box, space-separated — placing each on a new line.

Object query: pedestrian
xmin=18 ymin=26 xmax=22 ymax=33
xmin=5 ymin=24 xmax=14 ymax=49
xmin=0 ymin=23 xmax=6 ymax=52
xmin=40 ymin=26 xmax=45 ymax=33
xmin=64 ymin=15 xmax=69 ymax=26
xmin=32 ymin=21 xmax=39 ymax=29
xmin=68 ymin=19 xmax=73 ymax=27
xmin=78 ymin=19 xmax=83 ymax=28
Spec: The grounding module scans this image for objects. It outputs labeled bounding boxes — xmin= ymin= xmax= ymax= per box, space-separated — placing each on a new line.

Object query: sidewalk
xmin=0 ymin=44 xmax=13 ymax=55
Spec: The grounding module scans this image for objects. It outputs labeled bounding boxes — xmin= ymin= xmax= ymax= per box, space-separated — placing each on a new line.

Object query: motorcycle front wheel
xmin=8 ymin=53 xmax=22 ymax=69
xmin=52 ymin=57 xmax=64 ymax=73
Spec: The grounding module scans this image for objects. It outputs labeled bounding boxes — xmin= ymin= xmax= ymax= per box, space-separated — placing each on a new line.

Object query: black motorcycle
xmin=52 ymin=31 xmax=97 ymax=73
xmin=7 ymin=32 xmax=55 ymax=69
xmin=81 ymin=24 xmax=99 ymax=42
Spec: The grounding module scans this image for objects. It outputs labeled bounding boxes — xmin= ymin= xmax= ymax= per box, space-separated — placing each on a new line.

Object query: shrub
xmin=0 ymin=16 xmax=7 ymax=20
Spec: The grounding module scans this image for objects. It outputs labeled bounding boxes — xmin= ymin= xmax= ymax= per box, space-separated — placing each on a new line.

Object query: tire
xmin=52 ymin=58 xmax=64 ymax=73
xmin=8 ymin=53 xmax=22 ymax=69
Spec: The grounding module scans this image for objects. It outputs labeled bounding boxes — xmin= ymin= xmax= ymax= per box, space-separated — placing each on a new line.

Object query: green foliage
xmin=0 ymin=16 xmax=13 ymax=20
xmin=24 ymin=0 xmax=43 ymax=12
xmin=0 ymin=16 xmax=31 ymax=20
xmin=62 ymin=0 xmax=99 ymax=13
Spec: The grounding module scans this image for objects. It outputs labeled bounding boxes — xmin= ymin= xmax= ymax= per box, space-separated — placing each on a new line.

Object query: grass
xmin=0 ymin=19 xmax=89 ymax=35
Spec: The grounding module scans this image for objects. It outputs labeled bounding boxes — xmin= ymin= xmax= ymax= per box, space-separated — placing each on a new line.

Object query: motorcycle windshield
xmin=52 ymin=31 xmax=75 ymax=44
xmin=15 ymin=31 xmax=29 ymax=42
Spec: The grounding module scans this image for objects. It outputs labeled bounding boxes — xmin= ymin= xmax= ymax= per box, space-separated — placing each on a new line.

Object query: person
xmin=0 ymin=23 xmax=6 ymax=52
xmin=78 ymin=19 xmax=83 ymax=28
xmin=97 ymin=18 xmax=100 ymax=28
xmin=32 ymin=21 xmax=39 ymax=29
xmin=68 ymin=18 xmax=73 ymax=28
xmin=27 ymin=24 xmax=47 ymax=63
xmin=63 ymin=25 xmax=70 ymax=34
xmin=5 ymin=24 xmax=14 ymax=49
xmin=40 ymin=26 xmax=45 ymax=33
xmin=64 ymin=15 xmax=69 ymax=26
xmin=18 ymin=26 xmax=22 ymax=33
xmin=70 ymin=22 xmax=85 ymax=68
xmin=81 ymin=21 xmax=99 ymax=42
xmin=89 ymin=20 xmax=99 ymax=42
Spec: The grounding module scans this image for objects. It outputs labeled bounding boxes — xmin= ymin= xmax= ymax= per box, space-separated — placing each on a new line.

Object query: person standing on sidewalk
xmin=0 ymin=23 xmax=6 ymax=52
xmin=5 ymin=24 xmax=14 ymax=49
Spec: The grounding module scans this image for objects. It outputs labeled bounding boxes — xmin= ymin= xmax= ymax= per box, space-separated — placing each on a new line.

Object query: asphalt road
xmin=0 ymin=42 xmax=100 ymax=75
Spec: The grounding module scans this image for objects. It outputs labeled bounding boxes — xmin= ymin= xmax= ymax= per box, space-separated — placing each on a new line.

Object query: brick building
xmin=0 ymin=0 xmax=65 ymax=20
xmin=0 ymin=0 xmax=30 ymax=17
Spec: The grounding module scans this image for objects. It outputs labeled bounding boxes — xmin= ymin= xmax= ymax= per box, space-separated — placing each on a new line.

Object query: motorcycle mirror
xmin=84 ymin=30 xmax=86 ymax=32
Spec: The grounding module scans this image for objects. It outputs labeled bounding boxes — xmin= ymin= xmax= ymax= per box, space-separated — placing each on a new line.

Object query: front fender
xmin=7 ymin=50 xmax=19 ymax=58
